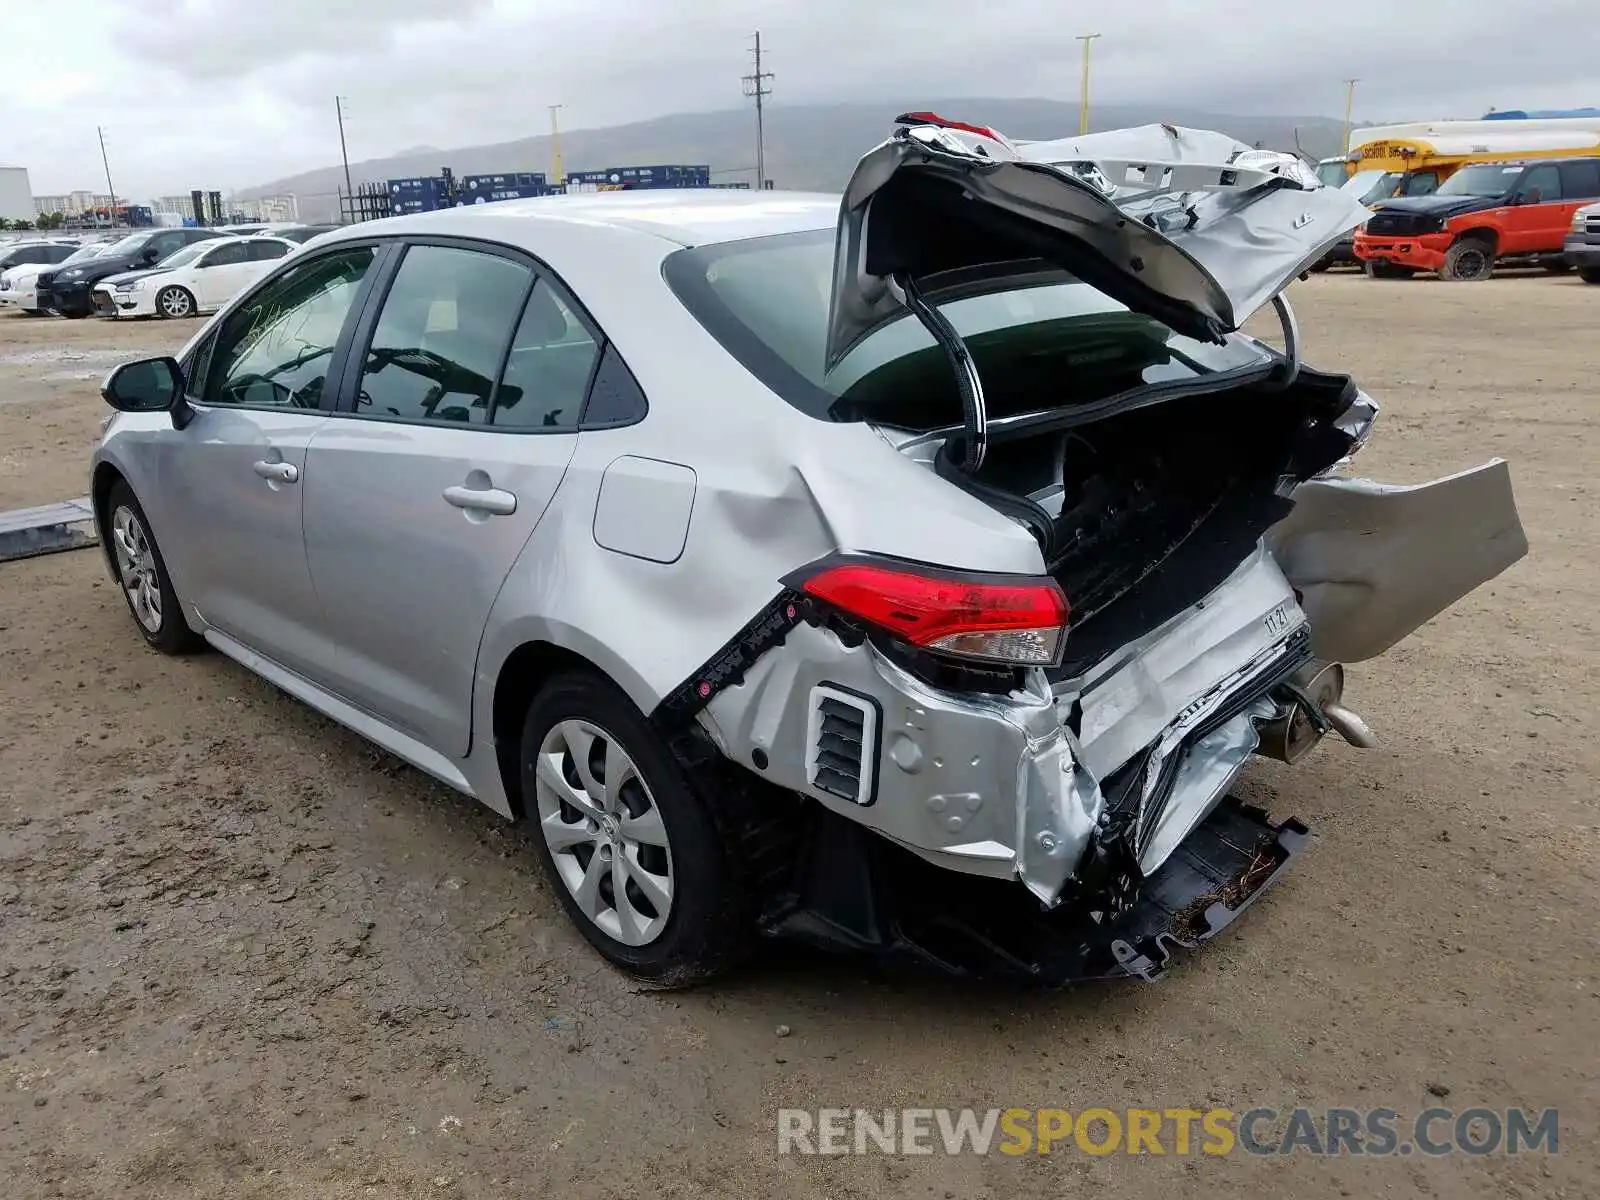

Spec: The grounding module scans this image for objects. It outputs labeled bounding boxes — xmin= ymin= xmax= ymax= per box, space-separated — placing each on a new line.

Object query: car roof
xmin=326 ymin=190 xmax=841 ymax=250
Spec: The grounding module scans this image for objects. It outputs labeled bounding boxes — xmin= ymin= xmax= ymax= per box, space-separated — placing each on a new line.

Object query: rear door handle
xmin=443 ymin=485 xmax=517 ymax=516
xmin=252 ymin=460 xmax=299 ymax=483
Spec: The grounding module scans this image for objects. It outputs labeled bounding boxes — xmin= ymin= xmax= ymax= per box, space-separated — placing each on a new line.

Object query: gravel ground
xmin=0 ymin=275 xmax=1595 ymax=1198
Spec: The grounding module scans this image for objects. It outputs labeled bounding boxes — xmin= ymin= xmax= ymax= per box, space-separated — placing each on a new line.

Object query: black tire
xmin=1364 ymin=261 xmax=1416 ymax=280
xmin=1439 ymin=237 xmax=1495 ymax=281
xmin=1308 ymin=255 xmax=1333 ymax=274
xmin=103 ymin=481 xmax=203 ymax=654
xmin=155 ymin=286 xmax=196 ymax=319
xmin=59 ymin=308 xmax=89 ymax=319
xmin=1580 ymin=267 xmax=1600 ymax=285
xmin=519 ymin=671 xmax=755 ymax=986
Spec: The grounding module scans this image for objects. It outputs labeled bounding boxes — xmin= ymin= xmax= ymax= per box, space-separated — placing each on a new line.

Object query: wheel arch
xmin=90 ymin=461 xmax=128 ymax=582
xmin=488 ymin=636 xmax=655 ymax=820
xmin=1450 ymin=224 xmax=1500 ymax=253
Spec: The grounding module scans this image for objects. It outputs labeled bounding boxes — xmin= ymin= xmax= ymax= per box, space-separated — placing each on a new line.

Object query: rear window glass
xmin=663 ymin=229 xmax=1269 ymax=428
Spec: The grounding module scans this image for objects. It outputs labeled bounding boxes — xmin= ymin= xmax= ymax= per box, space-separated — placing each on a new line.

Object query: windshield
xmin=1436 ymin=164 xmax=1523 ymax=197
xmin=156 ymin=242 xmax=213 ymax=269
xmin=101 ymin=232 xmax=156 ymax=255
xmin=1316 ymin=160 xmax=1349 ymax=188
xmin=663 ymin=229 xmax=1271 ymax=428
xmin=59 ymin=244 xmax=105 ymax=265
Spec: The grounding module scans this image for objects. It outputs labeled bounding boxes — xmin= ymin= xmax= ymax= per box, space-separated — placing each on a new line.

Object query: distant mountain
xmin=242 ymin=98 xmax=1354 ymax=222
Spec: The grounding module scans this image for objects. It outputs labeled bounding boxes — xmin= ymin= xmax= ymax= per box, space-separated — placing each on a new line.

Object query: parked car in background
xmin=1354 ymin=156 xmax=1600 ymax=279
xmin=1561 ymin=201 xmax=1600 ymax=282
xmin=92 ymin=236 xmax=299 ymax=319
xmin=89 ymin=117 xmax=1526 ymax=986
xmin=257 ymin=224 xmax=340 ymax=244
xmin=0 ymin=239 xmax=81 ymax=274
xmin=0 ymin=242 xmax=109 ymax=315
xmin=34 ymin=227 xmax=226 ymax=317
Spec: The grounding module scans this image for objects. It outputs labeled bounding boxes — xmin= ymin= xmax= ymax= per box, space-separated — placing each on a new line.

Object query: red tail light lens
xmin=795 ymin=559 xmax=1069 ymax=667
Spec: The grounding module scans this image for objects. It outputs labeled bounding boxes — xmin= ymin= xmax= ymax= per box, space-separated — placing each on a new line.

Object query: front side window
xmin=203 ymin=246 xmax=377 ymax=409
xmin=1518 ymin=165 xmax=1562 ymax=203
xmin=354 ymin=244 xmax=531 ymax=425
xmin=201 ymin=243 xmax=249 ymax=268
xmin=664 ymin=229 xmax=1269 ymax=427
xmin=491 ymin=279 xmax=599 ymax=430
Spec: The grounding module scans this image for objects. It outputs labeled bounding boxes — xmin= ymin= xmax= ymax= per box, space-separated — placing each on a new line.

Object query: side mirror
xmin=101 ymin=356 xmax=195 ymax=429
xmin=1523 ymin=189 xmax=1543 ymax=205
xmin=140 ymin=247 xmax=161 ymax=265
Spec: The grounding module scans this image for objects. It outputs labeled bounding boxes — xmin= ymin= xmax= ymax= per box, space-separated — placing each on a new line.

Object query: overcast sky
xmin=3 ymin=0 xmax=1591 ymax=197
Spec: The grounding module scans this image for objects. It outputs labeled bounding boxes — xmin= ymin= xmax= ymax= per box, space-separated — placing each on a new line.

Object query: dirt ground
xmin=1 ymin=275 xmax=1595 ymax=1198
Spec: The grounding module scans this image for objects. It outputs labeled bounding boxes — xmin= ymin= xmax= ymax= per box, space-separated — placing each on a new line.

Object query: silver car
xmin=91 ymin=117 xmax=1527 ymax=985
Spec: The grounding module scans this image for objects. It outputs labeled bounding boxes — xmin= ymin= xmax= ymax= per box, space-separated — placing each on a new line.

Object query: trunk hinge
xmin=889 ymin=272 xmax=988 ymax=473
xmin=1268 ymin=291 xmax=1301 ymax=389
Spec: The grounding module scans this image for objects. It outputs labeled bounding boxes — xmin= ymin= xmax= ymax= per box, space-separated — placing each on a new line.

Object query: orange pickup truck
xmin=1353 ymin=157 xmax=1600 ymax=280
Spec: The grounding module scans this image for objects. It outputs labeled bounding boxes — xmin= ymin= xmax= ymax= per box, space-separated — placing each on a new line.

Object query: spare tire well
xmin=491 ymin=641 xmax=604 ymax=819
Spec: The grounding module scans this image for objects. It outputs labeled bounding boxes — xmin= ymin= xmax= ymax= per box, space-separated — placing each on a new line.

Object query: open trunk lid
xmin=825 ymin=115 xmax=1371 ymax=369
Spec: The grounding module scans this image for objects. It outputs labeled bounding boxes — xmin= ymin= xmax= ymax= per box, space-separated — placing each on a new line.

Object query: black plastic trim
xmin=651 ymin=592 xmax=807 ymax=729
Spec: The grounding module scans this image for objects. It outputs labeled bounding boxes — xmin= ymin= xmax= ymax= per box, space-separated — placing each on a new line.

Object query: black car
xmin=33 ymin=228 xmax=225 ymax=318
xmin=0 ymin=240 xmax=81 ymax=274
xmin=259 ymin=224 xmax=340 ymax=244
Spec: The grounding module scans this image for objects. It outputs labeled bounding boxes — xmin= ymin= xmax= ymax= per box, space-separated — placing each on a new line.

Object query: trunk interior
xmin=934 ymin=368 xmax=1360 ymax=679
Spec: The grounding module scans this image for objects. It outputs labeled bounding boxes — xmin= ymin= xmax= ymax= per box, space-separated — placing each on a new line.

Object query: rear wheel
xmin=1578 ymin=267 xmax=1600 ymax=285
xmin=520 ymin=672 xmax=757 ymax=986
xmin=1439 ymin=236 xmax=1495 ymax=281
xmin=104 ymin=481 xmax=203 ymax=654
xmin=156 ymin=286 xmax=196 ymax=319
xmin=1364 ymin=261 xmax=1416 ymax=280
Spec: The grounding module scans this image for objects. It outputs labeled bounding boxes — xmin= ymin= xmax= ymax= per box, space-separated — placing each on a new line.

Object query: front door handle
xmin=252 ymin=460 xmax=299 ymax=484
xmin=443 ymin=484 xmax=517 ymax=516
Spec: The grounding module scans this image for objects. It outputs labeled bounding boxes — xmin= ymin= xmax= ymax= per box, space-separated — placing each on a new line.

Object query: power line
xmin=741 ymin=31 xmax=774 ymax=190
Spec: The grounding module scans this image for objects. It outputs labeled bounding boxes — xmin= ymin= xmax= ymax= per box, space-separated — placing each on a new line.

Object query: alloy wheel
xmin=534 ymin=719 xmax=675 ymax=947
xmin=110 ymin=505 xmax=162 ymax=633
xmin=159 ymin=288 xmax=192 ymax=318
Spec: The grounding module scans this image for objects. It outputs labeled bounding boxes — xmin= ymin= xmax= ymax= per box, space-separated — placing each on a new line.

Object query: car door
xmin=189 ymin=241 xmax=253 ymax=307
xmin=154 ymin=243 xmax=384 ymax=681
xmin=1501 ymin=163 xmax=1563 ymax=253
xmin=300 ymin=240 xmax=594 ymax=754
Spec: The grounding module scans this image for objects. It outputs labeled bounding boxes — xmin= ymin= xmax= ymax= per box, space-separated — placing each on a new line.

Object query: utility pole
xmin=97 ymin=126 xmax=119 ymax=229
xmin=1076 ymin=34 xmax=1102 ymax=135
xmin=1342 ymin=78 xmax=1360 ymax=154
xmin=742 ymin=31 xmax=774 ymax=189
xmin=548 ymin=104 xmax=565 ymax=185
xmin=336 ymin=96 xmax=354 ymax=220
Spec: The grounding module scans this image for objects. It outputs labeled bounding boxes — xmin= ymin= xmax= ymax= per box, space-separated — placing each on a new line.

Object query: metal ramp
xmin=0 ymin=497 xmax=97 ymax=563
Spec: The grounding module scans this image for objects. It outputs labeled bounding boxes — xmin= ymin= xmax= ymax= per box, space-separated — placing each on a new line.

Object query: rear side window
xmin=354 ymin=244 xmax=531 ymax=426
xmin=1559 ymin=160 xmax=1600 ymax=200
xmin=248 ymin=240 xmax=290 ymax=262
xmin=491 ymin=280 xmax=599 ymax=430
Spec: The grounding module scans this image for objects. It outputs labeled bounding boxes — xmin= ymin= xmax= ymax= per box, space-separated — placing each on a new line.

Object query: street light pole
xmin=1342 ymin=78 xmax=1360 ymax=154
xmin=548 ymin=104 xmax=565 ymax=185
xmin=1076 ymin=34 xmax=1102 ymax=135
xmin=97 ymin=126 xmax=119 ymax=229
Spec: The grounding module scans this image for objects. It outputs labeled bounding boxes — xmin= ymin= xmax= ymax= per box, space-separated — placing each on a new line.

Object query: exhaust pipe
xmin=1257 ymin=661 xmax=1377 ymax=762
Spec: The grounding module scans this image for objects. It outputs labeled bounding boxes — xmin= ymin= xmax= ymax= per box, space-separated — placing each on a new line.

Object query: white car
xmin=91 ymin=236 xmax=299 ymax=319
xmin=1 ymin=242 xmax=108 ymax=313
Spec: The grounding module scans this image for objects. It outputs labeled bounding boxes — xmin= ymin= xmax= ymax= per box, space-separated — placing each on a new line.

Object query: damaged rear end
xmin=675 ymin=116 xmax=1528 ymax=982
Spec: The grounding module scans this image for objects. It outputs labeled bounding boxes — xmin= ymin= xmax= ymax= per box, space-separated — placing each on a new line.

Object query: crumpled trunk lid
xmin=826 ymin=115 xmax=1371 ymax=369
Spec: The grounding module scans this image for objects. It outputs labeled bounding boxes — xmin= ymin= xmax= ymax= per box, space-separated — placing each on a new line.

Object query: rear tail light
xmin=790 ymin=557 xmax=1069 ymax=668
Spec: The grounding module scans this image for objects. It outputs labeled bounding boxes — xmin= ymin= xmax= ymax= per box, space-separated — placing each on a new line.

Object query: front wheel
xmin=104 ymin=481 xmax=203 ymax=654
xmin=520 ymin=672 xmax=755 ymax=986
xmin=1439 ymin=237 xmax=1495 ymax=281
xmin=155 ymin=286 xmax=196 ymax=319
